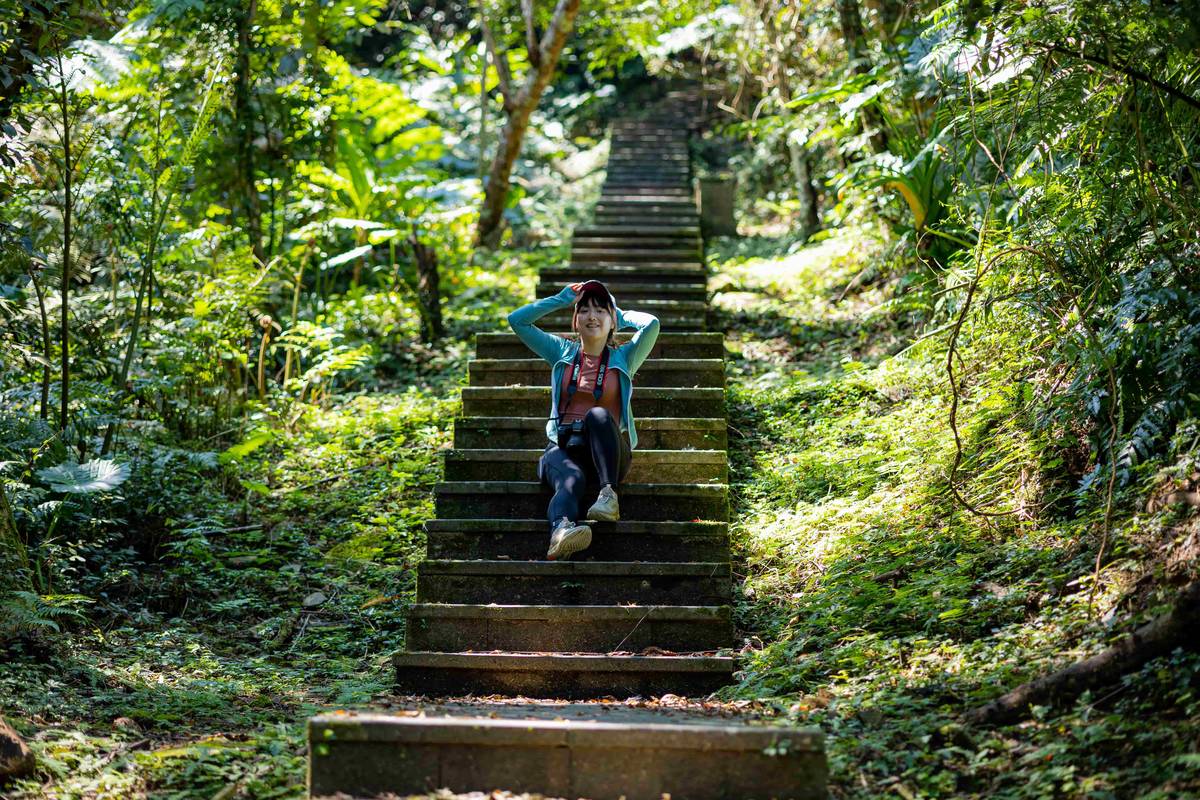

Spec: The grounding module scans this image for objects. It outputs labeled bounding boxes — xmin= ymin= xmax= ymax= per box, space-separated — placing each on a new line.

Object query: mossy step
xmin=610 ymin=139 xmax=689 ymax=147
xmin=597 ymin=195 xmax=696 ymax=204
xmin=453 ymin=415 xmax=726 ymax=450
xmin=604 ymin=170 xmax=691 ymax=179
xmin=444 ymin=448 xmax=727 ymax=483
xmin=390 ymin=651 xmax=737 ymax=700
xmin=590 ymin=214 xmax=700 ymax=226
xmin=540 ymin=264 xmax=707 ymax=283
xmin=535 ymin=280 xmax=707 ymax=302
xmin=600 ymin=192 xmax=694 ymax=202
xmin=567 ymin=260 xmax=704 ymax=272
xmin=308 ymin=709 xmax=825 ymax=800
xmin=609 ymin=151 xmax=696 ymax=158
xmin=433 ymin=480 xmax=729 ymax=521
xmin=405 ymin=603 xmax=733 ymax=653
xmin=540 ymin=310 xmax=704 ymax=332
xmin=467 ymin=357 xmax=723 ymax=389
xmin=603 ymin=179 xmax=691 ymax=188
xmin=475 ymin=332 xmax=722 ymax=360
xmin=424 ymin=518 xmax=728 ymax=561
xmin=573 ymin=225 xmax=700 ymax=237
xmin=461 ymin=386 xmax=724 ymax=418
xmin=606 ymin=170 xmax=690 ymax=179
xmin=568 ymin=237 xmax=699 ymax=249
xmin=572 ymin=248 xmax=700 ymax=263
xmin=417 ymin=559 xmax=732 ymax=605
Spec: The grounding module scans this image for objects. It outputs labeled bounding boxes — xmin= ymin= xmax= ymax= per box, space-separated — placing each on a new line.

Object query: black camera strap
xmin=554 ymin=345 xmax=610 ymax=423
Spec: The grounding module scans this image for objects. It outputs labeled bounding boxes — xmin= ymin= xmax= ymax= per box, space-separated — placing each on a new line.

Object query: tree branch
xmin=1046 ymin=44 xmax=1200 ymax=112
xmin=522 ymin=0 xmax=541 ymax=69
xmin=965 ymin=580 xmax=1200 ymax=725
xmin=532 ymin=0 xmax=581 ymax=97
xmin=479 ymin=14 xmax=514 ymax=112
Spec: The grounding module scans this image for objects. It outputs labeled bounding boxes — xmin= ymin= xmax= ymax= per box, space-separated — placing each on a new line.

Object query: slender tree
xmin=475 ymin=0 xmax=583 ymax=247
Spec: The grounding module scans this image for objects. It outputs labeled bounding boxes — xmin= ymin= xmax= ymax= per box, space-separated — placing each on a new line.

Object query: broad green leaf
xmin=37 ymin=460 xmax=130 ymax=494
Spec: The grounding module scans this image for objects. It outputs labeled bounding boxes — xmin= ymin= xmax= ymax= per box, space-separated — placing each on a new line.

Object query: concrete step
xmin=604 ymin=173 xmax=690 ymax=182
xmin=595 ymin=205 xmax=700 ymax=217
xmin=566 ymin=259 xmax=704 ymax=271
xmin=610 ymin=142 xmax=688 ymax=151
xmin=309 ymin=708 xmax=825 ymax=800
xmin=535 ymin=281 xmax=707 ymax=303
xmin=391 ymin=651 xmax=737 ymax=699
xmin=476 ymin=331 xmax=721 ymax=360
xmin=444 ymin=448 xmax=728 ymax=483
xmin=417 ymin=560 xmax=732 ymax=605
xmin=607 ymin=158 xmax=689 ymax=167
xmin=600 ymin=190 xmax=693 ymax=200
xmin=611 ymin=137 xmax=688 ymax=146
xmin=406 ymin=603 xmax=734 ymax=653
xmin=605 ymin=166 xmax=690 ymax=174
xmin=602 ymin=182 xmax=691 ymax=191
xmin=538 ymin=264 xmax=707 ymax=285
xmin=453 ymin=415 xmax=726 ymax=450
xmin=433 ymin=480 xmax=729 ymax=521
xmin=569 ymin=237 xmax=699 ymax=250
xmin=573 ymin=225 xmax=700 ymax=238
xmin=424 ymin=518 xmax=729 ymax=561
xmin=593 ymin=198 xmax=696 ymax=208
xmin=540 ymin=309 xmax=704 ymax=331
xmin=468 ymin=357 xmax=723 ymax=389
xmin=605 ymin=168 xmax=690 ymax=178
xmin=591 ymin=214 xmax=701 ymax=226
xmin=573 ymin=248 xmax=700 ymax=263
xmin=461 ymin=386 xmax=724 ymax=418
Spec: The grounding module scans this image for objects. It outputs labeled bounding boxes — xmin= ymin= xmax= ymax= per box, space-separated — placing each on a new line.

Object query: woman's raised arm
xmin=507 ymin=285 xmax=579 ymax=364
xmin=615 ymin=307 xmax=660 ymax=375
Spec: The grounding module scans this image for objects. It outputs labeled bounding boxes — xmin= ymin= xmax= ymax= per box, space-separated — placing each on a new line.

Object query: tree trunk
xmin=56 ymin=52 xmax=73 ymax=436
xmin=789 ymin=138 xmax=821 ymax=236
xmin=409 ymin=231 xmax=444 ymax=342
xmin=965 ymin=580 xmax=1200 ymax=725
xmin=475 ymin=0 xmax=583 ymax=248
xmin=234 ymin=0 xmax=265 ymax=264
xmin=27 ymin=267 xmax=51 ymax=420
xmin=836 ymin=0 xmax=888 ymax=154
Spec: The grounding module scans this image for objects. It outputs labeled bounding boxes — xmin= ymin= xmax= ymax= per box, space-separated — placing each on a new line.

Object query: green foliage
xmin=36 ymin=459 xmax=130 ymax=494
xmin=711 ymin=227 xmax=1200 ymax=799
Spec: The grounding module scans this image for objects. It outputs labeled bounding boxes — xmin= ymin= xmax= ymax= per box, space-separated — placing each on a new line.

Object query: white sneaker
xmin=547 ymin=517 xmax=592 ymax=561
xmin=586 ymin=485 xmax=620 ymax=522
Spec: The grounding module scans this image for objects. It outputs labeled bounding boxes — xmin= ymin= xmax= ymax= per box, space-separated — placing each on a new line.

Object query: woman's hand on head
xmin=567 ymin=282 xmax=584 ymax=299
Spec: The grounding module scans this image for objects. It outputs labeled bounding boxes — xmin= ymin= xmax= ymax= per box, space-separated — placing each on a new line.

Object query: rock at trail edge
xmin=0 ymin=716 xmax=35 ymax=781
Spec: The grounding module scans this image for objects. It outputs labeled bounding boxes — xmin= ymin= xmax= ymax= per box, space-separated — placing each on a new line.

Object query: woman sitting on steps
xmin=507 ymin=280 xmax=661 ymax=560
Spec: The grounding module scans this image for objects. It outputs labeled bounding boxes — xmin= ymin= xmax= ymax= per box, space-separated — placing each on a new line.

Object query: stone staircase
xmin=308 ymin=89 xmax=826 ymax=800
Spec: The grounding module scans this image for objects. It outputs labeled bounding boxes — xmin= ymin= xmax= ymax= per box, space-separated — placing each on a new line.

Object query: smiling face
xmin=573 ymin=294 xmax=615 ymax=344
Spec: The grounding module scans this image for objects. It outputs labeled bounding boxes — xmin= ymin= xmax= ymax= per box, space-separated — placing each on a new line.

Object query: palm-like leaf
xmin=36 ymin=459 xmax=130 ymax=494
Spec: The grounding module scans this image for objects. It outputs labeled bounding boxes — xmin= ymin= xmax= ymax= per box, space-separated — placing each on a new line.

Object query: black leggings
xmin=538 ymin=407 xmax=631 ymax=529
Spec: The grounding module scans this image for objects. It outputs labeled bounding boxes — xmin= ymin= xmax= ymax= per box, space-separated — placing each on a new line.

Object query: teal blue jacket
xmin=507 ymin=286 xmax=661 ymax=450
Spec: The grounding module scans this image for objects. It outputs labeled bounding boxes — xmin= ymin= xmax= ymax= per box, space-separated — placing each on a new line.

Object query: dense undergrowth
xmin=711 ymin=228 xmax=1200 ymax=798
xmin=0 ymin=254 xmax=535 ymax=797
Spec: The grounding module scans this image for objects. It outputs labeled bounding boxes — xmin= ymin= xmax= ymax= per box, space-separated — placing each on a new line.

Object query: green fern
xmin=0 ymin=591 xmax=93 ymax=638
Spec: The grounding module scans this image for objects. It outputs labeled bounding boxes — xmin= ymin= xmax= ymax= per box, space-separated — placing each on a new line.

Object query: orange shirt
xmin=559 ymin=350 xmax=622 ymax=425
